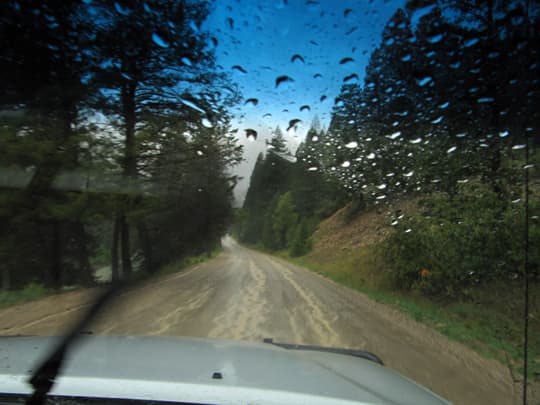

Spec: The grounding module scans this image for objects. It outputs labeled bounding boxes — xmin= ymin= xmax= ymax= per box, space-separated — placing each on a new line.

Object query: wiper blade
xmin=26 ymin=284 xmax=121 ymax=405
xmin=263 ymin=338 xmax=384 ymax=365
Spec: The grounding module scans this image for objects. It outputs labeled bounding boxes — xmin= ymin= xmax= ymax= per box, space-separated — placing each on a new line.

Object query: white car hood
xmin=0 ymin=336 xmax=450 ymax=405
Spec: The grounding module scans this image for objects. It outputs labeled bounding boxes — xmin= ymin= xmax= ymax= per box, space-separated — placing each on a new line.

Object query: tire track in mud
xmin=261 ymin=254 xmax=340 ymax=347
xmin=208 ymin=259 xmax=270 ymax=340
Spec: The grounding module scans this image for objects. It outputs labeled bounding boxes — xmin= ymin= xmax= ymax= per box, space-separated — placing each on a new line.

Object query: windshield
xmin=0 ymin=1 xmax=538 ymax=404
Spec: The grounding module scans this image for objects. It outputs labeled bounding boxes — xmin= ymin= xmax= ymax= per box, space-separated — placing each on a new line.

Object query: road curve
xmin=0 ymin=236 xmax=522 ymax=404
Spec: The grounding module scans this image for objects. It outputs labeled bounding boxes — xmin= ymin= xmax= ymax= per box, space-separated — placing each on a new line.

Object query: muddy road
xmin=0 ymin=236 xmax=526 ymax=404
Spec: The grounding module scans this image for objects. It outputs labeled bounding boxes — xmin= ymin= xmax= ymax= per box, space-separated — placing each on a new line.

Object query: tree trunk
xmin=72 ymin=221 xmax=94 ymax=286
xmin=111 ymin=214 xmax=120 ymax=282
xmin=137 ymin=221 xmax=154 ymax=273
xmin=120 ymin=213 xmax=132 ymax=277
xmin=50 ymin=220 xmax=63 ymax=289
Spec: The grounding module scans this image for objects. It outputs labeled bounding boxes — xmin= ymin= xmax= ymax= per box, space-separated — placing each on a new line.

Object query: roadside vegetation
xmin=1 ymin=1 xmax=242 ymax=291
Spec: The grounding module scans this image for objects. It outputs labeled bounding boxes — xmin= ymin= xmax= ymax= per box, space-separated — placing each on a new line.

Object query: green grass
xmin=0 ymin=282 xmax=52 ymax=309
xmin=157 ymin=247 xmax=223 ymax=276
xmin=274 ymin=247 xmax=539 ymax=381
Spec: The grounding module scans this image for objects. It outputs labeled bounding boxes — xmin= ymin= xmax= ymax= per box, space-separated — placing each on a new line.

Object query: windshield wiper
xmin=26 ymin=284 xmax=121 ymax=405
xmin=262 ymin=338 xmax=384 ymax=365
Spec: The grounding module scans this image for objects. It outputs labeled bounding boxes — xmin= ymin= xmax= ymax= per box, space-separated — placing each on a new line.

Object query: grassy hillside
xmin=281 ymin=198 xmax=539 ymax=382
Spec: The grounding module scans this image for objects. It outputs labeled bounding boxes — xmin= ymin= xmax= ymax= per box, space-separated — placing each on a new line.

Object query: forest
xmin=237 ymin=0 xmax=539 ymax=298
xmin=0 ymin=0 xmax=243 ymax=289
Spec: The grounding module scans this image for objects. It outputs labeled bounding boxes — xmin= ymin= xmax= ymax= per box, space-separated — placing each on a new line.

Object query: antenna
xmin=522 ymin=131 xmax=530 ymax=405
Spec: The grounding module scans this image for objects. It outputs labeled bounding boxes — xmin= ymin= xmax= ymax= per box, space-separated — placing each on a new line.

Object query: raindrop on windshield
xmin=245 ymin=98 xmax=259 ymax=107
xmin=339 ymin=57 xmax=354 ymax=65
xmin=477 ymin=97 xmax=495 ymax=103
xmin=512 ymin=144 xmax=526 ymax=150
xmin=345 ymin=141 xmax=358 ymax=148
xmin=341 ymin=161 xmax=351 ymax=168
xmin=410 ymin=138 xmax=422 ymax=144
xmin=275 ymin=75 xmax=294 ymax=88
xmin=447 ymin=146 xmax=457 ymax=154
xmin=114 ymin=2 xmax=130 ymax=15
xmin=245 ymin=129 xmax=257 ymax=141
xmin=416 ymin=76 xmax=433 ymax=86
xmin=287 ymin=119 xmax=301 ymax=132
xmin=427 ymin=33 xmax=444 ymax=44
xmin=232 ymin=65 xmax=247 ymax=74
xmin=291 ymin=54 xmax=305 ymax=63
xmin=343 ymin=73 xmax=359 ymax=83
xmin=300 ymin=105 xmax=311 ymax=112
xmin=201 ymin=118 xmax=213 ymax=128
xmin=152 ymin=33 xmax=169 ymax=48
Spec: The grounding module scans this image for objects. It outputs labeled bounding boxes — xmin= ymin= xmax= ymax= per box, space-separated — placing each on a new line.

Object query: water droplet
xmin=291 ymin=54 xmax=305 ymax=63
xmin=477 ymin=97 xmax=494 ymax=103
xmin=431 ymin=116 xmax=444 ymax=124
xmin=341 ymin=161 xmax=351 ymax=168
xmin=401 ymin=54 xmax=412 ymax=62
xmin=388 ymin=131 xmax=401 ymax=140
xmin=196 ymin=150 xmax=204 ymax=156
xmin=311 ymin=136 xmax=319 ymax=142
xmin=404 ymin=170 xmax=414 ymax=177
xmin=245 ymin=98 xmax=258 ymax=107
xmin=300 ymin=105 xmax=311 ymax=112
xmin=307 ymin=167 xmax=318 ymax=171
xmin=463 ymin=37 xmax=479 ymax=47
xmin=439 ymin=102 xmax=450 ymax=109
xmin=245 ymin=128 xmax=257 ymax=141
xmin=447 ymin=146 xmax=457 ymax=153
xmin=410 ymin=4 xmax=436 ymax=28
xmin=339 ymin=57 xmax=354 ymax=65
xmin=524 ymin=164 xmax=534 ymax=170
xmin=427 ymin=33 xmax=444 ymax=44
xmin=152 ymin=33 xmax=169 ymax=48
xmin=404 ymin=228 xmax=412 ymax=233
xmin=391 ymin=220 xmax=399 ymax=226
xmin=512 ymin=198 xmax=521 ymax=204
xmin=416 ymin=76 xmax=433 ymax=86
xmin=367 ymin=153 xmax=376 ymax=159
xmin=376 ymin=195 xmax=386 ymax=200
xmin=180 ymin=97 xmax=206 ymax=114
xmin=377 ymin=184 xmax=387 ymax=190
xmin=512 ymin=144 xmax=526 ymax=150
xmin=345 ymin=141 xmax=358 ymax=148
xmin=287 ymin=119 xmax=301 ymax=132
xmin=181 ymin=57 xmax=192 ymax=66
xmin=343 ymin=74 xmax=359 ymax=83
xmin=410 ymin=138 xmax=422 ymax=144
xmin=499 ymin=130 xmax=509 ymax=138
xmin=276 ymin=75 xmax=294 ymax=88
xmin=232 ymin=65 xmax=247 ymax=74
xmin=201 ymin=118 xmax=212 ymax=128
xmin=114 ymin=2 xmax=130 ymax=15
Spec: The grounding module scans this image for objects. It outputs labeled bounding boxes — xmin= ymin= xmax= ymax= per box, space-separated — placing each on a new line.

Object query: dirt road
xmin=0 ymin=236 xmax=527 ymax=404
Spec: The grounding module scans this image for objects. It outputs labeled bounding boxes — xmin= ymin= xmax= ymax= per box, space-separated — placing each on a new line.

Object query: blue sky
xmin=203 ymin=0 xmax=405 ymax=203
